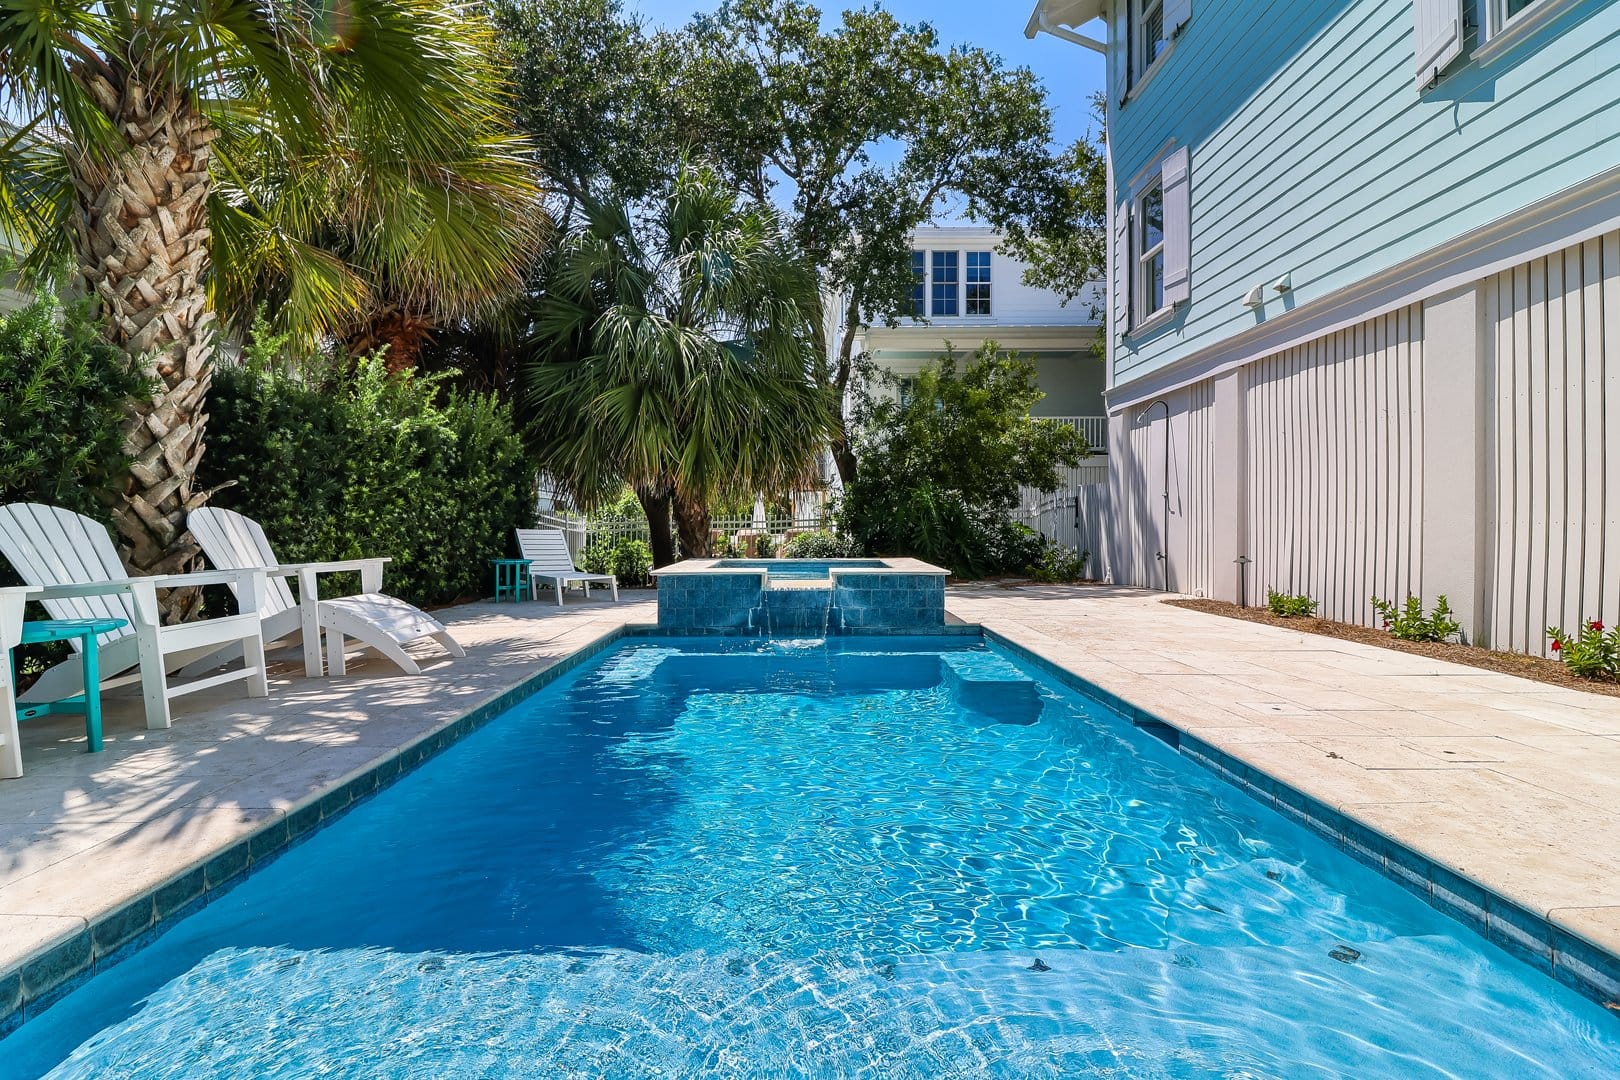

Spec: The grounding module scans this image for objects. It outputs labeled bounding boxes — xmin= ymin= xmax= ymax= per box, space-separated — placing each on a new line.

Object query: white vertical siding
xmin=1107 ymin=382 xmax=1218 ymax=597
xmin=1486 ymin=230 xmax=1620 ymax=653
xmin=1242 ymin=306 xmax=1426 ymax=625
xmin=1184 ymin=379 xmax=1218 ymax=599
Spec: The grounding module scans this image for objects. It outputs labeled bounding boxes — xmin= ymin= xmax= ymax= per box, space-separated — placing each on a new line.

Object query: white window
xmin=1486 ymin=0 xmax=1545 ymax=35
xmin=910 ymin=251 xmax=926 ymax=317
xmin=1130 ymin=0 xmax=1169 ymax=86
xmin=965 ymin=251 xmax=991 ymax=315
xmin=931 ymin=250 xmax=960 ymax=316
xmin=1134 ymin=180 xmax=1166 ymax=325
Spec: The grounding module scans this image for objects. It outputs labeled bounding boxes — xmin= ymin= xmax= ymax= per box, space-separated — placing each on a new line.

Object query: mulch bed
xmin=1164 ymin=597 xmax=1620 ymax=700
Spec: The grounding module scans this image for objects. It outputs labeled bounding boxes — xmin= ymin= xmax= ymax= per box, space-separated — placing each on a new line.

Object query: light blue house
xmin=1026 ymin=0 xmax=1620 ymax=653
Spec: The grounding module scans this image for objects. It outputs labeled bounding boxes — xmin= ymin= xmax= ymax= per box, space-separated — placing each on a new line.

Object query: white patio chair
xmin=189 ymin=507 xmax=464 ymax=677
xmin=515 ymin=528 xmax=618 ymax=606
xmin=0 ymin=503 xmax=270 ymax=731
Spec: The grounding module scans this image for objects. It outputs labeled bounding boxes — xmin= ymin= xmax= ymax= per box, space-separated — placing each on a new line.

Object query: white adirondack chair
xmin=515 ymin=528 xmax=618 ymax=606
xmin=0 ymin=503 xmax=270 ymax=732
xmin=189 ymin=507 xmax=464 ymax=677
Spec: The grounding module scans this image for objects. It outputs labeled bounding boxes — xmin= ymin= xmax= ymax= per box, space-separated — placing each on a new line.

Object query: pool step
xmin=940 ymin=652 xmax=1043 ymax=726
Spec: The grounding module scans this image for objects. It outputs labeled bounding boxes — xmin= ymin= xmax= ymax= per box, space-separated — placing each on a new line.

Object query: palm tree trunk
xmin=672 ymin=492 xmax=712 ymax=559
xmin=72 ymin=74 xmax=216 ymax=621
xmin=635 ymin=485 xmax=677 ymax=568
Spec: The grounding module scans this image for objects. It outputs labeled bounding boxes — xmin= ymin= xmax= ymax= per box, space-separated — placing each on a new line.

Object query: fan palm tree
xmin=524 ymin=166 xmax=837 ymax=565
xmin=0 ymin=0 xmax=542 ymax=616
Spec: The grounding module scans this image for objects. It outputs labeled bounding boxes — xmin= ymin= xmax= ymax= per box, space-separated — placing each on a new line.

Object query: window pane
xmin=1506 ymin=0 xmax=1538 ymax=17
xmin=965 ymin=251 xmax=991 ymax=315
xmin=910 ymin=251 xmax=926 ymax=316
xmin=1148 ymin=250 xmax=1165 ymax=315
xmin=931 ymin=251 xmax=959 ymax=316
xmin=1140 ymin=184 xmax=1163 ymax=252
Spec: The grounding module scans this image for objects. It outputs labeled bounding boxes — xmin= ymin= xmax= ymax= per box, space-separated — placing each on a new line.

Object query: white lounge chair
xmin=0 ymin=503 xmax=270 ymax=732
xmin=189 ymin=507 xmax=464 ymax=677
xmin=515 ymin=528 xmax=618 ymax=606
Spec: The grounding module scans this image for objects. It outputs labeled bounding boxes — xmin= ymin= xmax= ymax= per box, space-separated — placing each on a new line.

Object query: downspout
xmin=1135 ymin=399 xmax=1171 ymax=591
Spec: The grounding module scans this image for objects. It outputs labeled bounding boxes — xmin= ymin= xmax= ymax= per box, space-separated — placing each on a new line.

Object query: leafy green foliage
xmin=523 ymin=165 xmax=838 ymax=565
xmin=839 ymin=345 xmax=1085 ymax=577
xmin=1371 ymin=595 xmax=1461 ymax=643
xmin=202 ymin=353 xmax=535 ymax=607
xmin=780 ymin=530 xmax=853 ymax=559
xmin=1267 ymin=591 xmax=1319 ymax=618
xmin=583 ymin=537 xmax=654 ymax=588
xmin=669 ymin=0 xmax=1105 ymax=480
xmin=1546 ymin=620 xmax=1619 ymax=680
xmin=1031 ymin=545 xmax=1090 ymax=583
xmin=0 ymin=297 xmax=148 ymax=524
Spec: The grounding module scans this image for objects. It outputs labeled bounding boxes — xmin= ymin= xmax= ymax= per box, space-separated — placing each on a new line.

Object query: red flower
xmin=1382 ymin=620 xmax=1391 ymax=629
xmin=1552 ymin=639 xmax=1562 ymax=652
xmin=1591 ymin=621 xmax=1604 ymax=632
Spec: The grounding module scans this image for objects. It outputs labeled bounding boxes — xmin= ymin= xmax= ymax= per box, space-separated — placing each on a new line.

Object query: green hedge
xmin=0 ymin=297 xmax=147 ymax=524
xmin=202 ymin=355 xmax=536 ymax=607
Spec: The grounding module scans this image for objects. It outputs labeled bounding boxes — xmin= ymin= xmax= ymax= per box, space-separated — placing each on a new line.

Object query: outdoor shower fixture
xmin=1136 ymin=399 xmax=1171 ymax=592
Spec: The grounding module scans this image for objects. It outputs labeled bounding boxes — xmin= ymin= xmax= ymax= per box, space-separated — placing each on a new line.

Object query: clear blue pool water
xmin=7 ymin=635 xmax=1619 ymax=1078
xmin=714 ymin=558 xmax=886 ymax=579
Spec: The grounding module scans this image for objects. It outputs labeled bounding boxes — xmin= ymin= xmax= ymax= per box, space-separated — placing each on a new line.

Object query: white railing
xmin=1038 ymin=415 xmax=1108 ymax=453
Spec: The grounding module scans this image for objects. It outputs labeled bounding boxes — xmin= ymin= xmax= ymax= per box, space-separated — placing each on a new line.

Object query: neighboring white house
xmin=1027 ymin=0 xmax=1620 ymax=652
xmin=839 ymin=226 xmax=1110 ymax=547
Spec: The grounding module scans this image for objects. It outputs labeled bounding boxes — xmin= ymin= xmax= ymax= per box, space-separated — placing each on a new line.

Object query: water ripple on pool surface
xmin=7 ymin=636 xmax=1620 ymax=1078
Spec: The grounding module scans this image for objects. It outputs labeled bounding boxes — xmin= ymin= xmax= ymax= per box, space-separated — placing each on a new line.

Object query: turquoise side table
xmin=491 ymin=559 xmax=532 ymax=603
xmin=11 ymin=617 xmax=127 ymax=753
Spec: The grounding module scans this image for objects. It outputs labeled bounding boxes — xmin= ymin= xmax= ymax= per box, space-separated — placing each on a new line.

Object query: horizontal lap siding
xmin=1112 ymin=0 xmax=1620 ymax=387
xmin=1244 ymin=306 xmax=1424 ymax=624
xmin=1488 ymin=230 xmax=1620 ymax=654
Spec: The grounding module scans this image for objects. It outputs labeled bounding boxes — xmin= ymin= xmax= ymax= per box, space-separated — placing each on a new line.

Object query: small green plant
xmin=781 ymin=530 xmax=850 ymax=559
xmin=1546 ymin=620 xmax=1619 ymax=680
xmin=583 ymin=537 xmax=654 ymax=588
xmin=1267 ymin=590 xmax=1318 ymax=618
xmin=1031 ymin=544 xmax=1090 ymax=583
xmin=755 ymin=533 xmax=776 ymax=559
xmin=713 ymin=532 xmax=742 ymax=559
xmin=1370 ymin=594 xmax=1461 ymax=642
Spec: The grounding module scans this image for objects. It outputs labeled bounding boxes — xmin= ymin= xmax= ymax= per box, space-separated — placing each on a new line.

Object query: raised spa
xmin=651 ymin=556 xmax=949 ymax=634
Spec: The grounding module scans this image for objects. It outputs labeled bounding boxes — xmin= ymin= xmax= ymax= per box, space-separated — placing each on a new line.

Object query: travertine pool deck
xmin=0 ymin=592 xmax=656 ymax=1025
xmin=950 ymin=585 xmax=1620 ymax=998
xmin=5 ymin=583 xmax=1620 ymax=1028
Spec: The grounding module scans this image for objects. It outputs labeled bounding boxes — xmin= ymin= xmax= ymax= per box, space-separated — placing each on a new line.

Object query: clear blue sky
xmin=626 ymin=0 xmax=1107 ymax=151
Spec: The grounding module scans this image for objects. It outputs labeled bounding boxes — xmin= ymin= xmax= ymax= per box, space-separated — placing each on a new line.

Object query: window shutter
xmin=1114 ymin=202 xmax=1132 ymax=332
xmin=1413 ymin=0 xmax=1463 ymax=91
xmin=1111 ymin=6 xmax=1130 ymax=105
xmin=1162 ymin=147 xmax=1191 ymax=307
xmin=1164 ymin=0 xmax=1191 ymax=38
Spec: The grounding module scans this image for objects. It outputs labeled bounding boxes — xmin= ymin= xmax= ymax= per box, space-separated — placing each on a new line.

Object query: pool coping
xmin=4 ymin=621 xmax=1618 ymax=1039
xmin=980 ymin=625 xmax=1620 ymax=1013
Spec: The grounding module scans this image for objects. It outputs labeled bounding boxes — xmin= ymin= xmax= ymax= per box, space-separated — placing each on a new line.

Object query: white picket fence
xmin=1014 ymin=481 xmax=1112 ymax=574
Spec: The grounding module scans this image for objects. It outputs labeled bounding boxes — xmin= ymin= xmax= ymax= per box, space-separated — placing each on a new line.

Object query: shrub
xmin=755 ymin=533 xmax=776 ymax=559
xmin=1267 ymin=590 xmax=1318 ymax=618
xmin=0 ymin=297 xmax=149 ymax=523
xmin=1370 ymin=594 xmax=1460 ymax=643
xmin=781 ymin=530 xmax=849 ymax=559
xmin=839 ymin=344 xmax=1087 ymax=578
xmin=1546 ymin=620 xmax=1619 ymax=680
xmin=203 ymin=352 xmax=535 ymax=607
xmin=583 ymin=537 xmax=654 ymax=588
xmin=1031 ymin=544 xmax=1090 ymax=583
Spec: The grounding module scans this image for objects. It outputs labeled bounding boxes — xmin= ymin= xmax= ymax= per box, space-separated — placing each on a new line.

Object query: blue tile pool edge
xmin=5 ymin=621 xmax=1618 ymax=1042
xmin=0 ymin=621 xmax=652 ymax=1039
xmin=979 ymin=625 xmax=1620 ymax=1015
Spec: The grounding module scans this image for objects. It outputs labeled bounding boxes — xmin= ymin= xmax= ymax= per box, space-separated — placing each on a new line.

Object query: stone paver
xmin=947 ymin=584 xmax=1620 ymax=961
xmin=0 ymin=593 xmax=654 ymax=988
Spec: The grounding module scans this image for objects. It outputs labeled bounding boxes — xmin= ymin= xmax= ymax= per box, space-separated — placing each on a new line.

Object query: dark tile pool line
xmin=7 ymin=622 xmax=1618 ymax=1040
xmin=981 ymin=626 xmax=1620 ymax=1013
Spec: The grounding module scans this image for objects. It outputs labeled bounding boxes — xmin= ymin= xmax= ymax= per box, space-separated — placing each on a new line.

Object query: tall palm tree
xmin=0 ymin=0 xmax=541 ymax=617
xmin=525 ymin=166 xmax=837 ymax=565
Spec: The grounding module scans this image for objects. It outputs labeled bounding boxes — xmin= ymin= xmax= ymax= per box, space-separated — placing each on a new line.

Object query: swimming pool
xmin=6 ymin=635 xmax=1618 ymax=1077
